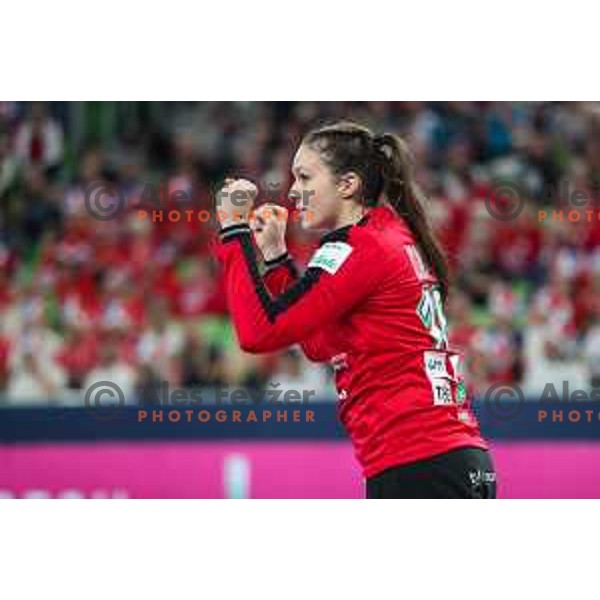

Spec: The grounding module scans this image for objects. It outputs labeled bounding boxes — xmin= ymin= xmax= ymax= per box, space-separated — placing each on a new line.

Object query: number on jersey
xmin=417 ymin=285 xmax=448 ymax=349
xmin=405 ymin=244 xmax=449 ymax=349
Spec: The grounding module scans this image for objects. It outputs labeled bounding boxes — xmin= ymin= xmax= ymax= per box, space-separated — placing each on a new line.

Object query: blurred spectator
xmin=82 ymin=342 xmax=136 ymax=403
xmin=529 ymin=272 xmax=577 ymax=360
xmin=56 ymin=324 xmax=99 ymax=391
xmin=6 ymin=352 xmax=66 ymax=405
xmin=491 ymin=205 xmax=544 ymax=282
xmin=202 ymin=345 xmax=229 ymax=388
xmin=0 ymin=334 xmax=10 ymax=392
xmin=19 ymin=166 xmax=62 ymax=247
xmin=583 ymin=315 xmax=600 ymax=388
xmin=178 ymin=331 xmax=227 ymax=388
xmin=14 ymin=102 xmax=64 ymax=172
xmin=447 ymin=290 xmax=477 ymax=353
xmin=133 ymin=363 xmax=164 ymax=406
xmin=271 ymin=348 xmax=332 ymax=398
xmin=63 ymin=148 xmax=109 ymax=217
xmin=137 ymin=299 xmax=183 ymax=382
xmin=470 ymin=314 xmax=521 ymax=386
xmin=456 ymin=205 xmax=497 ymax=307
xmin=176 ymin=258 xmax=223 ymax=318
xmin=0 ymin=129 xmax=19 ymax=197
xmin=8 ymin=311 xmax=62 ymax=371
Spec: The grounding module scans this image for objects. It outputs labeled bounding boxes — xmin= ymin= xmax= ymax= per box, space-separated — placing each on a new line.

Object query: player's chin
xmin=299 ymin=210 xmax=321 ymax=230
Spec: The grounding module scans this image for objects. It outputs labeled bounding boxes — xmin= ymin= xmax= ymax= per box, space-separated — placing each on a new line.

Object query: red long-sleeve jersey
xmin=214 ymin=205 xmax=488 ymax=478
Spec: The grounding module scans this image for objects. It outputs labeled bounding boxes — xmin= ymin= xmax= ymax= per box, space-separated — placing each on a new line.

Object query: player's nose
xmin=288 ymin=187 xmax=303 ymax=210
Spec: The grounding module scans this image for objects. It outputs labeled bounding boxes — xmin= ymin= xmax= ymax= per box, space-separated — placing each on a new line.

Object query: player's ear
xmin=337 ymin=171 xmax=362 ymax=199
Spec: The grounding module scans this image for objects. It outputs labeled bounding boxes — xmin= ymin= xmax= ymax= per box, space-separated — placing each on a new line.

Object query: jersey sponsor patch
xmin=424 ymin=350 xmax=465 ymax=406
xmin=424 ymin=350 xmax=449 ymax=379
xmin=431 ymin=378 xmax=453 ymax=405
xmin=308 ymin=242 xmax=353 ymax=275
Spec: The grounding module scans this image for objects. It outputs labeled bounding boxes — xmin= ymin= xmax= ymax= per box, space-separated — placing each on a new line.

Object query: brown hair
xmin=303 ymin=121 xmax=449 ymax=300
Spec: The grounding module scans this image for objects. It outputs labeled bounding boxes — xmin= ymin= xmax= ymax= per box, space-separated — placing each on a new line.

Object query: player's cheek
xmin=307 ymin=186 xmax=320 ymax=214
xmin=307 ymin=195 xmax=319 ymax=223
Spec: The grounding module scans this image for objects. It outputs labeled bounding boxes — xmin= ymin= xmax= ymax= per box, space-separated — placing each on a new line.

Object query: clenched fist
xmin=250 ymin=203 xmax=288 ymax=261
xmin=216 ymin=177 xmax=258 ymax=228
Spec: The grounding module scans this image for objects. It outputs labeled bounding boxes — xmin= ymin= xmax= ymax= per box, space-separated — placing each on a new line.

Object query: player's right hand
xmin=250 ymin=203 xmax=288 ymax=262
xmin=217 ymin=177 xmax=258 ymax=227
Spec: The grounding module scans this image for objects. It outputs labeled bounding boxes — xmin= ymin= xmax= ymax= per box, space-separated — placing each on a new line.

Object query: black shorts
xmin=366 ymin=446 xmax=496 ymax=499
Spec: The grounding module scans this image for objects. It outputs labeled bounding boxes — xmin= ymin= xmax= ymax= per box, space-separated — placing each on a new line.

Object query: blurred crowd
xmin=1 ymin=101 xmax=599 ymax=406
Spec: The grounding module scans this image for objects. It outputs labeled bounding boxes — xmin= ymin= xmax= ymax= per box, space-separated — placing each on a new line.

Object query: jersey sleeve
xmin=262 ymin=252 xmax=300 ymax=296
xmin=263 ymin=252 xmax=339 ymax=362
xmin=214 ymin=223 xmax=386 ymax=354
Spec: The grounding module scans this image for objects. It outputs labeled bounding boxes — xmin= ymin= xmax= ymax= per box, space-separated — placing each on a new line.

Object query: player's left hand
xmin=251 ymin=203 xmax=289 ymax=261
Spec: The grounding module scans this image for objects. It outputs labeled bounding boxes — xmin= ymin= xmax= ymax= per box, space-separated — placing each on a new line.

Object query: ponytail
xmin=373 ymin=133 xmax=449 ymax=301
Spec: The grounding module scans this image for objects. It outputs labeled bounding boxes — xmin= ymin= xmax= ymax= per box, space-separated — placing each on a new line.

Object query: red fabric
xmin=573 ymin=273 xmax=600 ymax=331
xmin=56 ymin=267 xmax=97 ymax=304
xmin=438 ymin=200 xmax=470 ymax=270
xmin=214 ymin=205 xmax=487 ymax=478
xmin=56 ymin=332 xmax=99 ymax=378
xmin=449 ymin=324 xmax=477 ymax=351
xmin=29 ymin=129 xmax=43 ymax=162
xmin=491 ymin=221 xmax=543 ymax=275
xmin=0 ymin=336 xmax=10 ymax=379
xmin=147 ymin=265 xmax=181 ymax=313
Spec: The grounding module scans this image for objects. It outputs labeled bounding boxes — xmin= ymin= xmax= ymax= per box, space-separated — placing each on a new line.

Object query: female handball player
xmin=213 ymin=121 xmax=496 ymax=499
